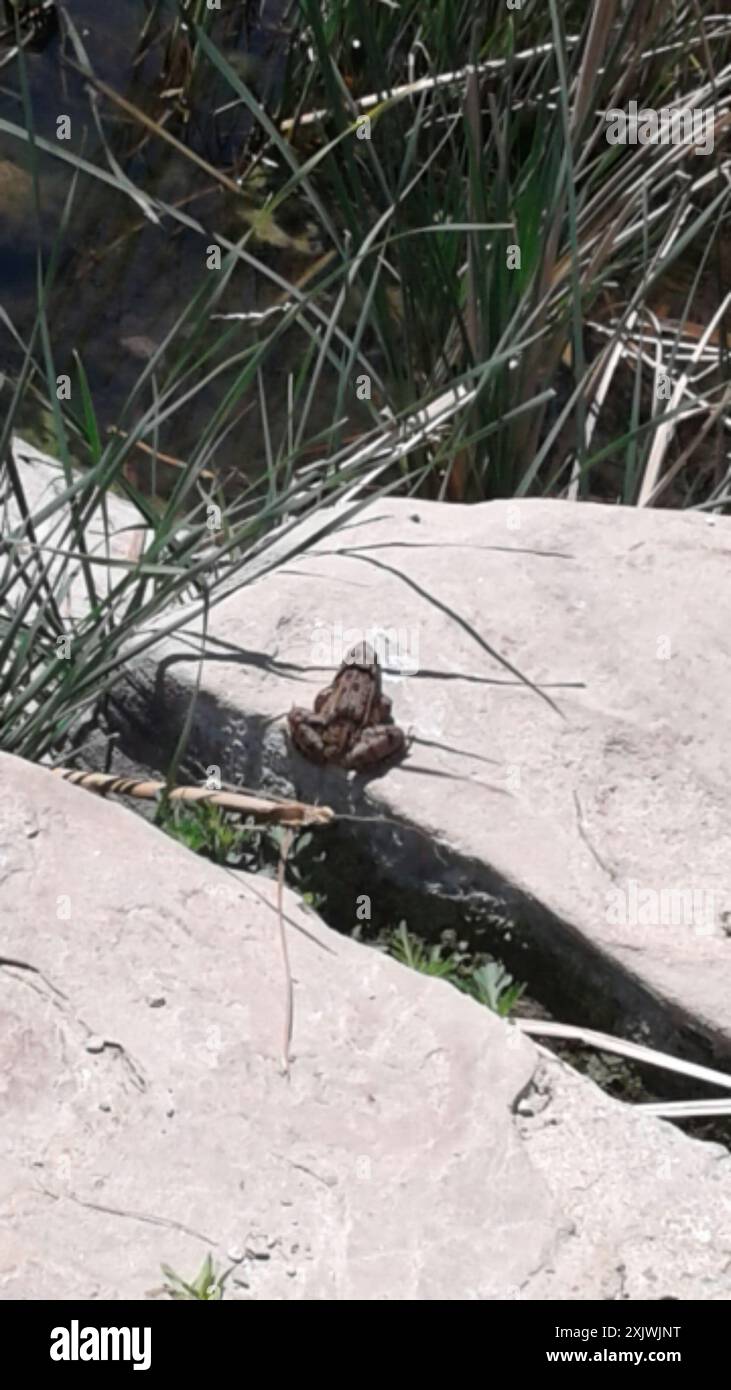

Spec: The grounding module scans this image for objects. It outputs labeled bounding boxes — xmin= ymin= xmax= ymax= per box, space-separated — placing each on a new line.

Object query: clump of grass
xmin=156 ymin=799 xmax=260 ymax=866
xmin=388 ymin=919 xmax=466 ymax=980
xmin=387 ymin=921 xmax=525 ymax=1017
xmin=155 ymin=800 xmax=326 ymax=910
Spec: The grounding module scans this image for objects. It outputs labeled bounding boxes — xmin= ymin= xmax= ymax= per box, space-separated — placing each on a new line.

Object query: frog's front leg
xmin=342 ymin=723 xmax=407 ymax=771
xmin=288 ymin=707 xmax=329 ymax=764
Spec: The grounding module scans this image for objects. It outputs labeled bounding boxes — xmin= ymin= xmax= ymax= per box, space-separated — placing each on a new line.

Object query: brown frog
xmin=288 ymin=641 xmax=406 ymax=771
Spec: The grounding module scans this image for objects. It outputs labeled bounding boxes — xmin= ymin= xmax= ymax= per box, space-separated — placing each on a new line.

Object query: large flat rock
xmin=2 ymin=753 xmax=730 ymax=1300
xmin=93 ymin=486 xmax=731 ymax=1063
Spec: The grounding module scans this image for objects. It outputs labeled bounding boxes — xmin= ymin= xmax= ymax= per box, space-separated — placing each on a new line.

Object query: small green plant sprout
xmin=160 ymin=1253 xmax=231 ymax=1301
xmin=389 ymin=921 xmax=464 ymax=981
xmin=468 ymin=962 xmax=525 ymax=1018
xmin=157 ymin=800 xmax=247 ymax=863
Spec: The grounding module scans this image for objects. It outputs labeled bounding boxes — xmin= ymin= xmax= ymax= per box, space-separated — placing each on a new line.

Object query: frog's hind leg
xmin=343 ymin=723 xmax=407 ymax=772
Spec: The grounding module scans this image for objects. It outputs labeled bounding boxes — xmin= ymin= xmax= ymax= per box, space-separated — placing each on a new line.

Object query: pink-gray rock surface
xmin=2 ymin=754 xmax=731 ymax=1300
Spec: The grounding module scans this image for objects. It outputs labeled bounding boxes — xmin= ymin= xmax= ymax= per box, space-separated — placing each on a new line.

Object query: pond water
xmin=0 ymin=0 xmax=348 ymax=497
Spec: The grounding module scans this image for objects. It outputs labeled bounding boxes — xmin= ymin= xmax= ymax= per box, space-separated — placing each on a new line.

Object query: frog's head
xmin=343 ymin=641 xmax=377 ymax=669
